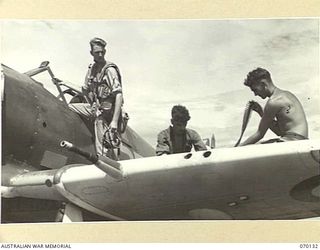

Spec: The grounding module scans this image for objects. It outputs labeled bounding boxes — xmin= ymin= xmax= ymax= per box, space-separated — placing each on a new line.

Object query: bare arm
xmin=107 ymin=67 xmax=123 ymax=130
xmin=268 ymin=119 xmax=282 ymax=136
xmin=250 ymin=101 xmax=282 ymax=136
xmin=110 ymin=93 xmax=123 ymax=129
xmin=240 ymin=100 xmax=280 ymax=146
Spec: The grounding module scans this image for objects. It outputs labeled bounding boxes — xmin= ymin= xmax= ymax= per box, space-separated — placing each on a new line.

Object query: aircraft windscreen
xmin=30 ymin=69 xmax=82 ymax=104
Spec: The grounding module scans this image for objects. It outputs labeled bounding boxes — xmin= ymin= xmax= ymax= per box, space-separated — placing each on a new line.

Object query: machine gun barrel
xmin=60 ymin=141 xmax=98 ymax=163
xmin=60 ymin=141 xmax=122 ymax=180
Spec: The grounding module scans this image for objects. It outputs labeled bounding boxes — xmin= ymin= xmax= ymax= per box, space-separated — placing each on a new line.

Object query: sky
xmin=1 ymin=19 xmax=319 ymax=148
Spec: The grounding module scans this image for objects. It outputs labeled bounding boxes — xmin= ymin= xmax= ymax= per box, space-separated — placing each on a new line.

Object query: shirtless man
xmin=239 ymin=67 xmax=308 ymax=146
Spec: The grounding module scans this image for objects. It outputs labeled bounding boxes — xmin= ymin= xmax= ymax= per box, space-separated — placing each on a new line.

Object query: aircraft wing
xmin=2 ymin=139 xmax=320 ymax=221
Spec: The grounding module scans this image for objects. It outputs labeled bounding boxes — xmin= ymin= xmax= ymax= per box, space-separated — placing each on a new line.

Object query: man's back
xmin=268 ymin=89 xmax=308 ymax=138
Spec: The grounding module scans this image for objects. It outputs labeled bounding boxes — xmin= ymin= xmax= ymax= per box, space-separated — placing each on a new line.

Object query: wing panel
xmin=48 ymin=140 xmax=320 ymax=220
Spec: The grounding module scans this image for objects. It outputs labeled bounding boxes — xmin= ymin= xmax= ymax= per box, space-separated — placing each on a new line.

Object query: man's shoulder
xmin=186 ymin=128 xmax=201 ymax=137
xmin=265 ymin=98 xmax=283 ymax=113
xmin=281 ymin=90 xmax=300 ymax=103
xmin=104 ymin=61 xmax=121 ymax=75
xmin=269 ymin=90 xmax=296 ymax=106
xmin=158 ymin=127 xmax=170 ymax=136
xmin=105 ymin=61 xmax=118 ymax=68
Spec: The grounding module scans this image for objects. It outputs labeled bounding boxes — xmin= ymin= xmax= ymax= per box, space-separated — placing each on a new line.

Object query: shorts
xmin=280 ymin=132 xmax=308 ymax=141
xmin=261 ymin=132 xmax=308 ymax=144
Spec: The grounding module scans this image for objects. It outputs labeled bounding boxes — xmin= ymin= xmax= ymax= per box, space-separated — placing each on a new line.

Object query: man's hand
xmin=249 ymin=100 xmax=263 ymax=117
xmin=109 ymin=125 xmax=121 ymax=147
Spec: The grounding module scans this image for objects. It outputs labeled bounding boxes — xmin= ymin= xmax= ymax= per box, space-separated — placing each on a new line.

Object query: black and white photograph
xmin=1 ymin=18 xmax=320 ymax=224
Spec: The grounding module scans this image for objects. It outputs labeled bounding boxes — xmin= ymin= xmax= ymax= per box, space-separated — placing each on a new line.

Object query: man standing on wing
xmin=70 ymin=37 xmax=123 ymax=157
xmin=240 ymin=67 xmax=308 ymax=146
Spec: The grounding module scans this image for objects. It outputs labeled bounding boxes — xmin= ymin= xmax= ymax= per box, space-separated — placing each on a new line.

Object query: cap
xmin=90 ymin=37 xmax=107 ymax=49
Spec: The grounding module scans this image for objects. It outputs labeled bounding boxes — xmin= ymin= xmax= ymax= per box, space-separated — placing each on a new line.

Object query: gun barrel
xmin=60 ymin=141 xmax=122 ymax=180
xmin=60 ymin=140 xmax=98 ymax=163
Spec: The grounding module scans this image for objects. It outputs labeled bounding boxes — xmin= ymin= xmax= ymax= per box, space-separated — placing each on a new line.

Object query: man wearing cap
xmin=156 ymin=105 xmax=207 ymax=155
xmin=239 ymin=67 xmax=308 ymax=146
xmin=70 ymin=37 xmax=123 ymax=157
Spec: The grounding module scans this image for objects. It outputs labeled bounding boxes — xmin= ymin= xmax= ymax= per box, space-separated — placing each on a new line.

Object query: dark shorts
xmin=280 ymin=132 xmax=308 ymax=141
xmin=261 ymin=132 xmax=308 ymax=144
